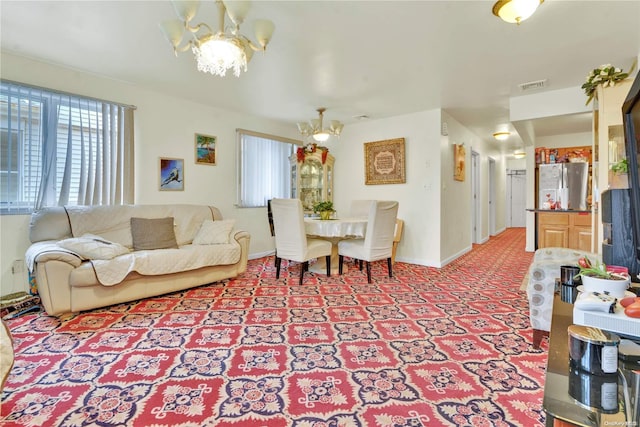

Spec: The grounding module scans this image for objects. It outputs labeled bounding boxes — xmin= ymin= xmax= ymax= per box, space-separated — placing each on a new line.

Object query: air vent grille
xmin=518 ymin=79 xmax=547 ymax=91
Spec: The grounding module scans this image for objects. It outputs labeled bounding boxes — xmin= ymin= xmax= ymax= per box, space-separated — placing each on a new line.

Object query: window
xmin=0 ymin=81 xmax=135 ymax=214
xmin=237 ymin=129 xmax=297 ymax=208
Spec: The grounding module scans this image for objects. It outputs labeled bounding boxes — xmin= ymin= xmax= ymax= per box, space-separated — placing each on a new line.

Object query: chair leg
xmin=300 ymin=261 xmax=309 ymax=285
xmin=275 ymin=257 xmax=282 ymax=279
xmin=366 ymin=261 xmax=372 ymax=283
xmin=532 ymin=329 xmax=548 ymax=349
xmin=339 ymin=255 xmax=344 ymax=275
xmin=358 ymin=260 xmax=363 ymax=271
xmin=326 ymin=255 xmax=331 ymax=277
xmin=387 ymin=257 xmax=393 ymax=278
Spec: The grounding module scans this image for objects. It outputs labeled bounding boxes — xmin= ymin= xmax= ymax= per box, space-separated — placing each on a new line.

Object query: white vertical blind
xmin=0 ymin=81 xmax=135 ymax=213
xmin=238 ymin=130 xmax=295 ymax=208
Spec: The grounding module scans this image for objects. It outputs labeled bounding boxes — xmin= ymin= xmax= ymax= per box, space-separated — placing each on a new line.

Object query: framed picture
xmin=195 ymin=133 xmax=216 ymax=165
xmin=159 ymin=157 xmax=184 ymax=191
xmin=454 ymin=144 xmax=466 ymax=181
xmin=364 ymin=138 xmax=406 ymax=185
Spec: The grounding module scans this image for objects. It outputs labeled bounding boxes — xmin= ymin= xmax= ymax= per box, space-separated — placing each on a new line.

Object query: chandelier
xmin=492 ymin=0 xmax=543 ymax=24
xmin=297 ymin=108 xmax=344 ymax=143
xmin=159 ymin=0 xmax=275 ymax=77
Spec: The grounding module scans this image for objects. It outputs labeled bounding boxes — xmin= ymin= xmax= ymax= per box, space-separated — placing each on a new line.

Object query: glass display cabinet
xmin=290 ymin=147 xmax=334 ymax=215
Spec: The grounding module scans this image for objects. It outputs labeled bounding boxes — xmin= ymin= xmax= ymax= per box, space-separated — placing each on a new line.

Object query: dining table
xmin=303 ymin=216 xmax=368 ymax=275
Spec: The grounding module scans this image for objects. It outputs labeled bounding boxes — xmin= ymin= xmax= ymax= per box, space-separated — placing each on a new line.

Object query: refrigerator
xmin=538 ymin=163 xmax=589 ymax=210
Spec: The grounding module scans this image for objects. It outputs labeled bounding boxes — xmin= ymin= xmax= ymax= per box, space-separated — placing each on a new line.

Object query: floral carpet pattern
xmin=1 ymin=228 xmax=547 ymax=426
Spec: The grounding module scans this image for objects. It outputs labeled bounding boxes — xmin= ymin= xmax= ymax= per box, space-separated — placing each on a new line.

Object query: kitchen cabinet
xmin=290 ymin=148 xmax=334 ymax=214
xmin=537 ymin=212 xmax=592 ymax=251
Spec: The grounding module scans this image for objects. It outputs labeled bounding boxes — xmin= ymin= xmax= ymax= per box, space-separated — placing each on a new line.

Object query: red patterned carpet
xmin=1 ymin=227 xmax=546 ymax=426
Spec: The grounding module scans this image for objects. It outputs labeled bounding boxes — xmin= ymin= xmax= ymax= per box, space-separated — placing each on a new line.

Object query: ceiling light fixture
xmin=493 ymin=131 xmax=511 ymax=141
xmin=160 ymin=0 xmax=275 ymax=77
xmin=297 ymin=108 xmax=344 ymax=143
xmin=492 ymin=0 xmax=543 ymax=24
xmin=514 ymin=150 xmax=526 ymax=159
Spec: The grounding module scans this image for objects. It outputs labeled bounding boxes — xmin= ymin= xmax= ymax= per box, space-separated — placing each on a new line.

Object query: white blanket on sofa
xmin=89 ymin=242 xmax=242 ymax=286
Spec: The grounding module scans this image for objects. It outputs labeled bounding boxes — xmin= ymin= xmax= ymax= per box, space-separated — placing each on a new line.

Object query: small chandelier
xmin=160 ymin=0 xmax=275 ymax=77
xmin=493 ymin=131 xmax=510 ymax=141
xmin=492 ymin=0 xmax=543 ymax=24
xmin=297 ymin=108 xmax=344 ymax=142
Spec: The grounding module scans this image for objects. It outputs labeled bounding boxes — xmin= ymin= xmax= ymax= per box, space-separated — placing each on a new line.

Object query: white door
xmin=508 ymin=169 xmax=526 ymax=227
xmin=489 ymin=158 xmax=496 ymax=236
xmin=471 ymin=151 xmax=481 ymax=243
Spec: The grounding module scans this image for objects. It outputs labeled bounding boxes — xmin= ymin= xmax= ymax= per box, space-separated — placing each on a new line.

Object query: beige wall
xmin=332 ymin=110 xmax=443 ymax=266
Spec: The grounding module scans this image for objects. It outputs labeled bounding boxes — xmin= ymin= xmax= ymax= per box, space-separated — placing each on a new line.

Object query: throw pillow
xmin=130 ymin=217 xmax=178 ymax=250
xmin=192 ymin=219 xmax=236 ymax=245
xmin=58 ymin=234 xmax=130 ymax=260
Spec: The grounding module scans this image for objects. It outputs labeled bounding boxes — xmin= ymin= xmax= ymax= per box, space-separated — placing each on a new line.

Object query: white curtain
xmin=239 ymin=132 xmax=294 ymax=207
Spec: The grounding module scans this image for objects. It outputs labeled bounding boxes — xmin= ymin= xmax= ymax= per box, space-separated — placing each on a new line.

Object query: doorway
xmin=471 ymin=151 xmax=481 ymax=243
xmin=489 ymin=157 xmax=496 ymax=236
xmin=507 ymin=169 xmax=526 ymax=227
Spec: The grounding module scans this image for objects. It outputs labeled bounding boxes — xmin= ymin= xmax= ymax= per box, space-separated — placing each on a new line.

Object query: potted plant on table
xmin=575 ymin=256 xmax=630 ymax=297
xmin=609 ymin=158 xmax=629 ymax=189
xmin=313 ymin=200 xmax=335 ymax=220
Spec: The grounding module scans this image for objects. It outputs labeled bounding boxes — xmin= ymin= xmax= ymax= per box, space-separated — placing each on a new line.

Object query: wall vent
xmin=518 ymin=79 xmax=547 ymax=92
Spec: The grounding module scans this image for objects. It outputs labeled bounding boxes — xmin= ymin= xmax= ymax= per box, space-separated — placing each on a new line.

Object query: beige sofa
xmin=26 ymin=204 xmax=250 ymax=316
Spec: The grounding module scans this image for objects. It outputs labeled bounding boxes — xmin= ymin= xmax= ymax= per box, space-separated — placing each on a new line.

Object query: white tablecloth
xmin=304 ymin=217 xmax=367 ymax=239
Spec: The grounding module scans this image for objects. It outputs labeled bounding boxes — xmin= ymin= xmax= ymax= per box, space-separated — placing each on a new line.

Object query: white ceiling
xmin=1 ymin=1 xmax=639 ymax=154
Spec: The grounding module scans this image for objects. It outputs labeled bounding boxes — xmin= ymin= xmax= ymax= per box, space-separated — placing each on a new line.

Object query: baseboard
xmin=440 ymin=245 xmax=473 ymax=267
xmin=249 ymin=250 xmax=275 ymax=260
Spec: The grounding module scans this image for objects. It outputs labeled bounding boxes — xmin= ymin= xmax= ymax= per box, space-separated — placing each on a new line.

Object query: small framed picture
xmin=159 ymin=157 xmax=184 ymax=191
xmin=195 ymin=133 xmax=216 ymax=165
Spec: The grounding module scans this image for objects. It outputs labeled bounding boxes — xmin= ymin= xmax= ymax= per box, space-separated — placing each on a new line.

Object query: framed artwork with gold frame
xmin=364 ymin=138 xmax=406 ymax=185
xmin=159 ymin=157 xmax=184 ymax=191
xmin=454 ymin=144 xmax=466 ymax=181
xmin=195 ymin=133 xmax=216 ymax=165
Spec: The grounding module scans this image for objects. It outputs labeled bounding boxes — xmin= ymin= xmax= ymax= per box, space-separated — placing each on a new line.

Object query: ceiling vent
xmin=518 ymin=79 xmax=547 ymax=92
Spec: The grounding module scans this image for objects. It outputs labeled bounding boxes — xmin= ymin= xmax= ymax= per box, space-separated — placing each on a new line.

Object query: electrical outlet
xmin=11 ymin=260 xmax=24 ymax=274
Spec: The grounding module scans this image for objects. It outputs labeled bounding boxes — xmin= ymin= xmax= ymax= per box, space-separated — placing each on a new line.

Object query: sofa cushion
xmin=58 ymin=234 xmax=130 ymax=260
xmin=193 ymin=220 xmax=236 ymax=245
xmin=130 ymin=217 xmax=178 ymax=250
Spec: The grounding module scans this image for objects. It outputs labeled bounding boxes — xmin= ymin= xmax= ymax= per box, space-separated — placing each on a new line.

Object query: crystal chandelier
xmin=160 ymin=0 xmax=275 ymax=77
xmin=297 ymin=108 xmax=344 ymax=143
xmin=492 ymin=0 xmax=543 ymax=24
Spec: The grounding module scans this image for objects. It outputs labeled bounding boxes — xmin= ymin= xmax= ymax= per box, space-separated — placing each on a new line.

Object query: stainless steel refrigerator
xmin=538 ymin=163 xmax=589 ymax=210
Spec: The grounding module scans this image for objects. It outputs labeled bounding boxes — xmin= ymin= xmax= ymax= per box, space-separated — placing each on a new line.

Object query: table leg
xmin=309 ymin=238 xmax=345 ymax=275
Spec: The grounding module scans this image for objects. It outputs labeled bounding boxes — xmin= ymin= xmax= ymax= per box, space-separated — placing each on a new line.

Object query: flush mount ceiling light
xmin=160 ymin=0 xmax=275 ymax=77
xmin=492 ymin=0 xmax=543 ymax=24
xmin=493 ymin=131 xmax=511 ymax=141
xmin=514 ymin=150 xmax=526 ymax=159
xmin=297 ymin=108 xmax=344 ymax=142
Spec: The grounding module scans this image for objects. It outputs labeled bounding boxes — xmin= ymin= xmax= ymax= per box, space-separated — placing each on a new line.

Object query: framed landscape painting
xmin=195 ymin=133 xmax=216 ymax=165
xmin=159 ymin=157 xmax=184 ymax=191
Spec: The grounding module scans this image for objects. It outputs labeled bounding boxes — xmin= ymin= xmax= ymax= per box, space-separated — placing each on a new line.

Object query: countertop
xmin=527 ymin=209 xmax=592 ymax=214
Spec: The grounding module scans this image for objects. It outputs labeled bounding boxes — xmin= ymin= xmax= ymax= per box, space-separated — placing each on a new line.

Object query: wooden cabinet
xmin=290 ymin=148 xmax=334 ymax=214
xmin=538 ymin=212 xmax=592 ymax=251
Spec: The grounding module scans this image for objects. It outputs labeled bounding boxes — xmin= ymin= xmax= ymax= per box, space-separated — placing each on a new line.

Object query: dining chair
xmin=350 ymin=200 xmax=375 ymax=217
xmin=338 ymin=200 xmax=399 ymax=283
xmin=270 ymin=198 xmax=332 ymax=285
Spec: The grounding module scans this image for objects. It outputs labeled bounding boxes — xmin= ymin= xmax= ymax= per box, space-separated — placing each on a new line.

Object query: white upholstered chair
xmin=338 ymin=200 xmax=399 ymax=283
xmin=527 ymin=247 xmax=600 ymax=348
xmin=350 ymin=200 xmax=375 ymax=217
xmin=271 ymin=198 xmax=332 ymax=285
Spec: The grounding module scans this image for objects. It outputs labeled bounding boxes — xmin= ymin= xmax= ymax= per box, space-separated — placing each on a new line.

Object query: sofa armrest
xmin=232 ymin=230 xmax=250 ymax=243
xmin=26 ymin=241 xmax=84 ymax=272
